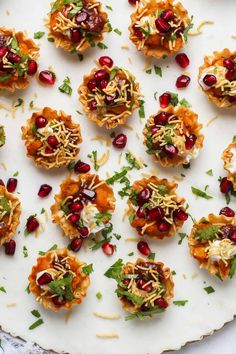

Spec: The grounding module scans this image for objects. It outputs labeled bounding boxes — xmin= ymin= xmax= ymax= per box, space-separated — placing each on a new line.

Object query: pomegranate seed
xmin=136 ymin=188 xmax=151 ymax=206
xmin=7 ymin=178 xmax=17 ymax=193
xmin=176 ymin=75 xmax=191 ymax=88
xmin=175 ymin=53 xmax=190 ymax=68
xmin=98 ymin=56 xmax=114 ymax=68
xmin=0 ymin=179 xmax=4 ymax=186
xmin=228 ymin=95 xmax=236 ymax=103
xmin=154 ymin=111 xmax=170 ymax=125
xmin=7 ymin=52 xmax=20 ymax=64
xmin=74 ymin=161 xmax=91 ymax=174
xmin=75 ymin=11 xmax=88 ymax=24
xmin=155 ymin=18 xmax=170 ymax=33
xmin=69 ymin=214 xmax=80 ymax=223
xmin=159 ymin=92 xmax=171 ymax=108
xmin=47 ymin=135 xmax=59 ymax=148
xmin=100 ymin=79 xmax=108 ymax=90
xmin=104 ymin=94 xmax=116 ymax=105
xmin=69 ymin=202 xmax=83 ymax=213
xmin=161 ymin=10 xmax=175 ymax=22
xmin=87 ymin=79 xmax=97 ymax=92
xmin=27 ymin=59 xmax=38 ymax=76
xmin=102 ymin=242 xmax=115 ymax=256
xmin=70 ymin=28 xmax=82 ymax=43
xmin=45 ymin=146 xmax=54 ymax=154
xmin=220 ymin=225 xmax=233 ymax=238
xmin=39 ymin=70 xmax=56 ymax=85
xmin=122 ymin=278 xmax=130 ymax=286
xmin=203 ymin=74 xmax=217 ymax=87
xmin=185 ymin=134 xmax=197 ymax=150
xmin=223 ymin=58 xmax=235 ymax=70
xmin=52 ymin=296 xmax=66 ymax=306
xmin=94 ymin=69 xmax=109 ymax=82
xmin=226 ymin=69 xmax=236 ymax=82
xmin=0 ymin=47 xmax=7 ymax=58
xmin=137 ymin=241 xmax=151 ymax=256
xmin=37 ymin=272 xmax=52 ymax=286
xmin=78 ymin=226 xmax=89 ymax=238
xmin=81 ymin=188 xmax=96 ymax=200
xmin=219 ymin=207 xmax=235 ymax=218
xmin=137 ymin=279 xmax=152 ymax=292
xmin=89 ymin=99 xmax=97 ymax=110
xmin=154 ymin=297 xmax=168 ymax=308
xmin=133 ymin=25 xmax=143 ymax=40
xmin=128 ymin=0 xmax=140 ymax=4
xmin=151 ymin=127 xmax=159 ymax=135
xmin=26 ymin=216 xmax=39 ymax=233
xmin=220 ymin=177 xmax=233 ymax=194
xmin=174 ymin=209 xmax=188 ymax=221
xmin=163 ymin=144 xmax=179 ymax=157
xmin=4 ymin=240 xmax=16 ymax=256
xmin=38 ymin=184 xmax=52 ymax=198
xmin=70 ymin=237 xmax=83 ymax=252
xmin=158 ymin=220 xmax=171 ymax=232
xmin=35 ymin=115 xmax=48 ymax=128
xmin=147 ymin=207 xmax=164 ymax=221
xmin=229 ymin=230 xmax=236 ymax=244
xmin=112 ymin=134 xmax=127 ymax=149
xmin=136 ymin=206 xmax=146 ymax=218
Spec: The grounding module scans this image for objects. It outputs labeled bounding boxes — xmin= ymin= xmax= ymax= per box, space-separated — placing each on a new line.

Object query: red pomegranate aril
xmin=174 ymin=209 xmax=188 ymax=221
xmin=137 ymin=240 xmax=151 ymax=256
xmin=27 ymin=59 xmax=38 ymax=76
xmin=203 ymin=74 xmax=217 ymax=87
xmin=75 ymin=11 xmax=88 ymax=24
xmin=4 ymin=240 xmax=16 ymax=256
xmin=220 ymin=177 xmax=232 ymax=194
xmin=158 ymin=220 xmax=171 ymax=232
xmin=7 ymin=178 xmax=17 ymax=193
xmin=112 ymin=133 xmax=127 ymax=149
xmin=69 ymin=202 xmax=83 ymax=213
xmin=78 ymin=226 xmax=89 ymax=238
xmin=230 ymin=230 xmax=236 ymax=244
xmin=7 ymin=51 xmax=20 ymax=64
xmin=185 ymin=134 xmax=197 ymax=150
xmin=163 ymin=144 xmax=179 ymax=157
xmin=161 ymin=10 xmax=175 ymax=22
xmin=148 ymin=207 xmax=164 ymax=221
xmin=47 ymin=135 xmax=59 ymax=148
xmin=122 ymin=278 xmax=130 ymax=286
xmin=154 ymin=111 xmax=170 ymax=125
xmin=45 ymin=146 xmax=54 ymax=154
xmin=89 ymin=99 xmax=97 ymax=110
xmin=37 ymin=272 xmax=52 ymax=286
xmin=94 ymin=69 xmax=109 ymax=82
xmin=136 ymin=188 xmax=151 ymax=205
xmin=136 ymin=206 xmax=146 ymax=218
xmin=39 ymin=70 xmax=56 ymax=85
xmin=0 ymin=179 xmax=4 ymax=186
xmin=152 ymin=127 xmax=159 ymax=135
xmin=74 ymin=161 xmax=91 ymax=174
xmin=104 ymin=94 xmax=115 ymax=105
xmin=100 ymin=79 xmax=108 ymax=90
xmin=102 ymin=242 xmax=115 ymax=256
xmin=81 ymin=188 xmax=96 ymax=200
xmin=87 ymin=79 xmax=97 ymax=92
xmin=133 ymin=25 xmax=143 ymax=40
xmin=128 ymin=0 xmax=140 ymax=4
xmin=225 ymin=69 xmax=236 ymax=82
xmin=155 ymin=18 xmax=170 ymax=33
xmin=35 ymin=115 xmax=48 ymax=128
xmin=70 ymin=237 xmax=83 ymax=252
xmin=26 ymin=216 xmax=39 ymax=233
xmin=176 ymin=75 xmax=191 ymax=88
xmin=219 ymin=207 xmax=235 ymax=218
xmin=98 ymin=56 xmax=114 ymax=68
xmin=38 ymin=184 xmax=52 ymax=198
xmin=223 ymin=58 xmax=235 ymax=70
xmin=154 ymin=297 xmax=168 ymax=308
xmin=70 ymin=28 xmax=82 ymax=43
xmin=228 ymin=95 xmax=236 ymax=103
xmin=137 ymin=279 xmax=152 ymax=292
xmin=69 ymin=214 xmax=80 ymax=224
xmin=52 ymin=296 xmax=66 ymax=306
xmin=220 ymin=225 xmax=233 ymax=239
xmin=0 ymin=47 xmax=7 ymax=58
xmin=175 ymin=53 xmax=190 ymax=68
xmin=159 ymin=92 xmax=171 ymax=108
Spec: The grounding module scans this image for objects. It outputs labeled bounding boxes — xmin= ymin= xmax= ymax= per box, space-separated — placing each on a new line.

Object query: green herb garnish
xmin=154 ymin=65 xmax=162 ymax=77
xmin=178 ymin=232 xmax=187 ymax=245
xmin=104 ymin=259 xmax=123 ymax=281
xmin=179 ymin=98 xmax=191 ymax=107
xmin=138 ymin=99 xmax=145 ymax=118
xmin=173 ymin=300 xmax=188 ymax=306
xmin=31 ymin=309 xmax=41 ymax=318
xmin=191 ymin=186 xmax=213 ymax=200
xmin=34 ymin=32 xmax=45 ymax=39
xmin=125 ymin=308 xmax=164 ymax=321
xmin=15 ymin=98 xmax=24 ymax=107
xmin=204 ymin=286 xmax=215 ymax=294
xmin=195 ymin=225 xmax=219 ymax=241
xmin=97 ymin=42 xmax=108 ymax=50
xmin=29 ymin=318 xmax=44 ymax=330
xmin=48 ymin=273 xmax=74 ymax=301
xmin=96 ymin=292 xmax=102 ymax=299
xmin=115 ymin=289 xmax=143 ymax=305
xmin=23 ymin=246 xmax=28 ymax=258
xmin=229 ymin=256 xmax=236 ymax=278
xmin=0 ymin=286 xmax=6 ymax=293
xmin=58 ymin=76 xmax=72 ymax=95
xmin=114 ymin=28 xmax=122 ymax=36
xmin=82 ymin=264 xmax=94 ymax=275
xmin=206 ymin=169 xmax=213 ymax=176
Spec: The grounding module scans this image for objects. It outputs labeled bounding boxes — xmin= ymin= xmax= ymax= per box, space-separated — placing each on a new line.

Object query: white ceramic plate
xmin=0 ymin=0 xmax=236 ymax=353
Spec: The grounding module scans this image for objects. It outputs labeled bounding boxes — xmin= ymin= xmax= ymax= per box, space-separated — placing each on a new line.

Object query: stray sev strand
xmin=6 ymin=303 xmax=16 ymax=307
xmin=96 ymin=333 xmax=119 ymax=339
xmin=206 ymin=115 xmax=218 ymax=127
xmin=232 ymin=35 xmax=236 ymax=39
xmin=124 ymin=123 xmax=133 ymax=131
xmin=121 ymin=45 xmax=129 ymax=50
xmin=93 ymin=312 xmax=121 ymax=320
xmin=125 ymin=237 xmax=140 ymax=242
xmin=191 ymin=273 xmax=199 ymax=280
xmin=64 ymin=309 xmax=73 ymax=324
xmin=189 ymin=20 xmax=214 ymax=36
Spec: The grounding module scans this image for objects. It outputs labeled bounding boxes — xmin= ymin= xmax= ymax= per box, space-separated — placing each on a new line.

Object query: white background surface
xmin=1 ymin=0 xmax=236 ymax=353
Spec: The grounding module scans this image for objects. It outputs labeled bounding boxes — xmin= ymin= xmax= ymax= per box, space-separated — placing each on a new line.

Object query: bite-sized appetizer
xmin=0 ymin=27 xmax=39 ymax=91
xmin=143 ymin=106 xmax=204 ymax=167
xmin=0 ymin=185 xmax=21 ymax=247
xmin=0 ymin=125 xmax=6 ymax=147
xmin=222 ymin=141 xmax=236 ymax=190
xmin=105 ymin=258 xmax=174 ymax=318
xmin=198 ymin=49 xmax=236 ymax=108
xmin=51 ymin=174 xmax=115 ymax=240
xmin=188 ymin=213 xmax=236 ymax=279
xmin=78 ymin=57 xmax=141 ymax=129
xmin=21 ymin=107 xmax=82 ymax=169
xmin=28 ymin=248 xmax=90 ymax=311
xmin=48 ymin=0 xmax=108 ymax=54
xmin=127 ymin=176 xmax=187 ymax=239
xmin=129 ymin=0 xmax=192 ymax=59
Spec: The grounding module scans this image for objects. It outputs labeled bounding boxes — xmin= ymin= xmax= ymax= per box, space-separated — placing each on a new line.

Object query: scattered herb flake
xmin=173 ymin=300 xmax=188 ymax=306
xmin=206 ymin=169 xmax=213 ymax=176
xmin=179 ymin=98 xmax=191 ymax=107
xmin=88 ymin=150 xmax=99 ymax=171
xmin=47 ymin=37 xmax=55 ymax=42
xmin=29 ymin=318 xmax=44 ymax=330
xmin=114 ymin=28 xmax=122 ymax=36
xmin=125 ymin=308 xmax=164 ymax=320
xmin=115 ymin=289 xmax=143 ymax=305
xmin=15 ymin=98 xmax=24 ymax=107
xmin=128 ymin=252 xmax=134 ymax=256
xmin=147 ymin=252 xmax=155 ymax=260
xmin=13 ymin=171 xmax=19 ymax=177
xmin=229 ymin=256 xmax=236 ymax=279
xmin=96 ymin=292 xmax=102 ymax=299
xmin=106 ymin=5 xmax=113 ymax=10
xmin=178 ymin=232 xmax=187 ymax=245
xmin=82 ymin=264 xmax=94 ymax=275
xmin=31 ymin=309 xmax=41 ymax=318
xmin=204 ymin=286 xmax=215 ymax=294
xmin=97 ymin=42 xmax=108 ymax=50
xmin=191 ymin=186 xmax=213 ymax=200
xmin=34 ymin=31 xmax=45 ymax=39
xmin=104 ymin=259 xmax=123 ymax=281
xmin=154 ymin=65 xmax=162 ymax=77
xmin=138 ymin=99 xmax=145 ymax=118
xmin=23 ymin=246 xmax=28 ymax=258
xmin=0 ymin=286 xmax=6 ymax=293
xmin=58 ymin=76 xmax=72 ymax=96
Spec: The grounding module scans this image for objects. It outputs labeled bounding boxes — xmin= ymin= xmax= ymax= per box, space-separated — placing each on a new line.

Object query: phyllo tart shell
xmin=222 ymin=142 xmax=236 ymax=190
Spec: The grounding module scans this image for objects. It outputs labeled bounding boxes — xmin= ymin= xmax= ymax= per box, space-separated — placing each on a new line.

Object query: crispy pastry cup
xmin=188 ymin=214 xmax=236 ymax=279
xmin=47 ymin=0 xmax=108 ymax=53
xmin=28 ymin=248 xmax=90 ymax=311
xmin=222 ymin=142 xmax=236 ymax=189
xmin=127 ymin=176 xmax=186 ymax=239
xmin=129 ymin=0 xmax=190 ymax=59
xmin=0 ymin=186 xmax=21 ymax=246
xmin=143 ymin=105 xmax=204 ymax=167
xmin=198 ymin=48 xmax=236 ymax=108
xmin=78 ymin=65 xmax=140 ymax=129
xmin=21 ymin=107 xmax=82 ymax=169
xmin=51 ymin=174 xmax=116 ymax=239
xmin=118 ymin=258 xmax=174 ymax=314
xmin=0 ymin=27 xmax=39 ymax=92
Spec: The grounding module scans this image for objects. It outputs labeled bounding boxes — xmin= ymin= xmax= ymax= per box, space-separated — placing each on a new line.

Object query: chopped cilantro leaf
xmin=29 ymin=318 xmax=44 ymax=330
xmin=204 ymin=286 xmax=215 ymax=294
xmin=178 ymin=232 xmax=187 ymax=245
xmin=173 ymin=300 xmax=188 ymax=306
xmin=58 ymin=76 xmax=72 ymax=95
xmin=31 ymin=309 xmax=41 ymax=318
xmin=191 ymin=186 xmax=213 ymax=200
xmin=34 ymin=32 xmax=45 ymax=39
xmin=82 ymin=264 xmax=94 ymax=275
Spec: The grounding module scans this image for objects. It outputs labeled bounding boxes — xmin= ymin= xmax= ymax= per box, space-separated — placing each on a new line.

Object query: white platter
xmin=0 ymin=0 xmax=236 ymax=353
